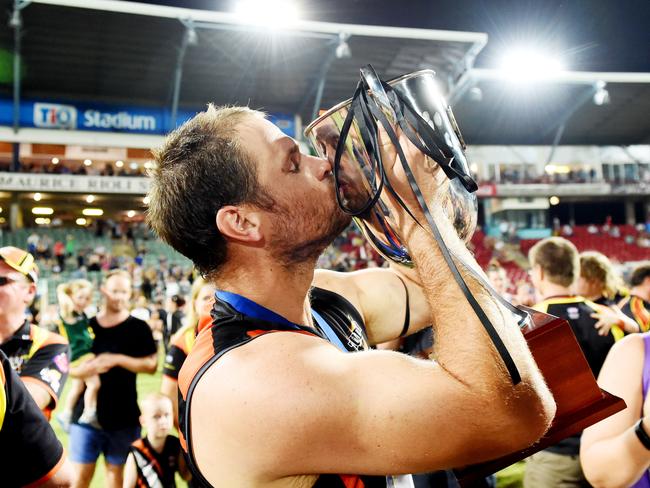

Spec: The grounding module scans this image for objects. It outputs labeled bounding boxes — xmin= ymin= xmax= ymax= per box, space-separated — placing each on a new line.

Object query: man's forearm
xmin=115 ymin=354 xmax=157 ymax=374
xmin=404 ymin=213 xmax=542 ymax=395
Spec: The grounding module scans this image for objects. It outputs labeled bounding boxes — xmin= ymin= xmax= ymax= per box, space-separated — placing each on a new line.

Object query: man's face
xmin=237 ymin=116 xmax=352 ymax=266
xmin=102 ymin=275 xmax=132 ymax=313
xmin=0 ymin=262 xmax=35 ymax=318
xmin=195 ymin=284 xmax=216 ymax=318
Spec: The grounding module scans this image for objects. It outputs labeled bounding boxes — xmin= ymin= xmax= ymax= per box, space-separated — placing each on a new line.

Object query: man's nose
xmin=308 ymin=155 xmax=333 ymax=181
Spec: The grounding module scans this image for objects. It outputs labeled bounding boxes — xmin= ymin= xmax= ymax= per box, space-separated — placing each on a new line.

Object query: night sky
xmin=134 ymin=0 xmax=650 ymax=72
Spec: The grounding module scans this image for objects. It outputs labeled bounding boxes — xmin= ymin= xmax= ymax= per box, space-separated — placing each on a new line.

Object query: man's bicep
xmin=215 ymin=336 xmax=497 ymax=478
xmin=20 ymin=343 xmax=70 ymax=404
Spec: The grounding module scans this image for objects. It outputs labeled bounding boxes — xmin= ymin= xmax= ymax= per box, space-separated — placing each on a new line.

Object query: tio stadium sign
xmin=33 ymin=102 xmax=158 ymax=132
xmin=0 ymin=99 xmax=297 ymax=137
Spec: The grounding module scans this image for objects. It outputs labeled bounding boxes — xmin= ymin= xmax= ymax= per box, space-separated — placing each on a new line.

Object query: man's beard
xmin=269 ymin=197 xmax=351 ymax=268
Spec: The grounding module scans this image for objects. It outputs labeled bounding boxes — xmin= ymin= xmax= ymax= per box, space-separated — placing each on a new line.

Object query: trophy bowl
xmin=304 ymin=69 xmax=478 ymax=267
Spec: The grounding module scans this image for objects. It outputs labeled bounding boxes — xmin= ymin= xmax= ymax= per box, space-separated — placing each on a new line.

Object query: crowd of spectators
xmin=0 ymin=160 xmax=148 ymax=176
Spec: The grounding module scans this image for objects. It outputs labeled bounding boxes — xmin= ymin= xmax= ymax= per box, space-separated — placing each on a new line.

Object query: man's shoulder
xmin=29 ymin=323 xmax=68 ymax=348
xmin=125 ymin=315 xmax=150 ymax=328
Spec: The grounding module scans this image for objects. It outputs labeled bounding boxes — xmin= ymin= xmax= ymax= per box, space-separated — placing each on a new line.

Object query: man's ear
xmin=25 ymin=282 xmax=37 ymax=305
xmin=216 ymin=206 xmax=263 ymax=243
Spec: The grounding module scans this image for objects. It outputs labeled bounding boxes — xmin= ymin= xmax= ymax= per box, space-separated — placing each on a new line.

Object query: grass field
xmin=50 ymin=358 xmax=525 ymax=488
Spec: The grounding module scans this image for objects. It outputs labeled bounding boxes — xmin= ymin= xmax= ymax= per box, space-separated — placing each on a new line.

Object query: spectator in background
xmin=56 ymin=280 xmax=100 ymax=432
xmin=619 ymin=263 xmax=650 ymax=332
xmin=66 ymin=234 xmax=77 ymax=259
xmin=130 ymin=295 xmax=151 ymax=323
xmin=486 ymin=260 xmax=513 ymax=302
xmin=68 ymin=270 xmax=157 ymax=488
xmin=525 ymin=237 xmax=622 ymax=487
xmin=163 ymin=294 xmax=185 ymax=353
xmin=122 ymin=393 xmax=191 ymax=488
xmin=0 ymin=247 xmax=70 ymax=419
xmin=575 ymin=251 xmax=639 ymax=337
xmin=27 ymin=231 xmax=39 ymax=255
xmin=161 ymin=277 xmax=215 ymax=426
xmin=581 ymin=333 xmax=650 ymax=487
xmin=513 ymin=280 xmax=535 ymax=308
xmin=54 ymin=240 xmax=66 ymax=271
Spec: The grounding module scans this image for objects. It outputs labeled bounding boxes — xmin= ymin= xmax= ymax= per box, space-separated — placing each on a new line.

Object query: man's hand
xmin=90 ymin=353 xmax=121 ymax=374
xmin=591 ymin=305 xmax=640 ymax=336
xmin=376 ymin=123 xmax=446 ymax=236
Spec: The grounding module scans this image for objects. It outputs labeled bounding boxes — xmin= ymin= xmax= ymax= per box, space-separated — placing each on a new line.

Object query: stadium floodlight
xmin=51 ymin=157 xmax=59 ymax=165
xmin=593 ymin=81 xmax=610 ymax=105
xmin=233 ymin=0 xmax=300 ymax=28
xmin=35 ymin=218 xmax=51 ymax=225
xmin=33 ymin=192 xmax=42 ymax=201
xmin=82 ymin=208 xmax=104 ymax=216
xmin=115 ymin=160 xmax=124 ymax=168
xmin=549 ymin=196 xmax=560 ymax=206
xmin=126 ymin=210 xmax=136 ymax=218
xmin=335 ymin=33 xmax=351 ymax=59
xmin=86 ymin=195 xmax=95 ymax=204
xmin=84 ymin=159 xmax=92 ymax=166
xmin=32 ymin=207 xmax=54 ymax=215
xmin=498 ymin=47 xmax=565 ymax=82
xmin=76 ymin=218 xmax=87 ymax=226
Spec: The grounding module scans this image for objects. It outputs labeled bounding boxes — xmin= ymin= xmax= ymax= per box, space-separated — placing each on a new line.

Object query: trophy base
xmin=454 ymin=306 xmax=626 ymax=486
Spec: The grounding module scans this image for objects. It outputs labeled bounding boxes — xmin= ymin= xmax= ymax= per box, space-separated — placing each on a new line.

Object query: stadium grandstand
xmin=0 ymin=0 xmax=649 ymax=487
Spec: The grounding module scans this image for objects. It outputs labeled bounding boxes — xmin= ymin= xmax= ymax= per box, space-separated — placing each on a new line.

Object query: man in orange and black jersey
xmin=525 ymin=237 xmax=623 ymax=488
xmin=146 ymin=106 xmax=555 ymax=488
xmin=619 ymin=263 xmax=650 ymax=332
xmin=0 ymin=247 xmax=69 ymax=418
xmin=0 ymin=349 xmax=73 ymax=486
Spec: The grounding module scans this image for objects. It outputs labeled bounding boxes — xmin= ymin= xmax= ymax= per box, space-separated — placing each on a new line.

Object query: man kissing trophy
xmin=304 ymin=65 xmax=625 ymax=483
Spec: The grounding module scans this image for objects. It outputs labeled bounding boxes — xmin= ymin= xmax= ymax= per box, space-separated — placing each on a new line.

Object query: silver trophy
xmin=305 ymin=66 xmax=527 ymax=383
xmin=305 ymin=67 xmax=477 ymax=266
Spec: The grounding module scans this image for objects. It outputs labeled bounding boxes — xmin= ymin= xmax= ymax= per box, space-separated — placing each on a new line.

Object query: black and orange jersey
xmin=178 ymin=288 xmax=409 ymax=488
xmin=619 ymin=294 xmax=650 ymax=332
xmin=0 ymin=321 xmax=69 ymax=418
xmin=534 ymin=295 xmax=622 ymax=378
xmin=0 ymin=349 xmax=66 ymax=487
xmin=162 ymin=324 xmax=197 ymax=381
xmin=534 ymin=295 xmax=622 ymax=456
xmin=130 ymin=435 xmax=181 ymax=488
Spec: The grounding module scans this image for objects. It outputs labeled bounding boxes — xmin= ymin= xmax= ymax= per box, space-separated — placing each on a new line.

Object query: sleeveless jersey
xmin=620 ymin=295 xmax=650 ymax=332
xmin=130 ymin=435 xmax=181 ymax=488
xmin=178 ymin=287 xmax=413 ymax=488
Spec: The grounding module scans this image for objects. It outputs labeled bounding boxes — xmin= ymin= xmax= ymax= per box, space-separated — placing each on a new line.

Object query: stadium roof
xmin=0 ymin=0 xmax=484 ymax=125
xmin=1 ymin=0 xmax=649 ymax=147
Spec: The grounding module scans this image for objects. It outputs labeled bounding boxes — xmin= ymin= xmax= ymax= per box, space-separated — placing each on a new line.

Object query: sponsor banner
xmin=0 ymin=172 xmax=150 ymax=194
xmin=0 ymin=99 xmax=297 ymax=137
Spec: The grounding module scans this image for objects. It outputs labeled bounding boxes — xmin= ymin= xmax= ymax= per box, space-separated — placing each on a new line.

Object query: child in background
xmin=123 ymin=393 xmax=191 ymax=488
xmin=55 ymin=279 xmax=101 ymax=430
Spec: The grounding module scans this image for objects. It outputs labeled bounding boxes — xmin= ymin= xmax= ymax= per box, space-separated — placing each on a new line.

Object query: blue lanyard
xmin=216 ymin=290 xmax=348 ymax=352
xmin=312 ymin=309 xmax=347 ymax=352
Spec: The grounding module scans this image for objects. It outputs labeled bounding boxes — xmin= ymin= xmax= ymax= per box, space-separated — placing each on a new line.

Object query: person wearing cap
xmin=0 ymin=246 xmax=70 ymax=418
xmin=0 ymin=348 xmax=74 ymax=487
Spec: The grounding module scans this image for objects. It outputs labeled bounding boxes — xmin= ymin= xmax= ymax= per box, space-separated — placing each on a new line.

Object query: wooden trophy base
xmin=454 ymin=306 xmax=626 ymax=485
